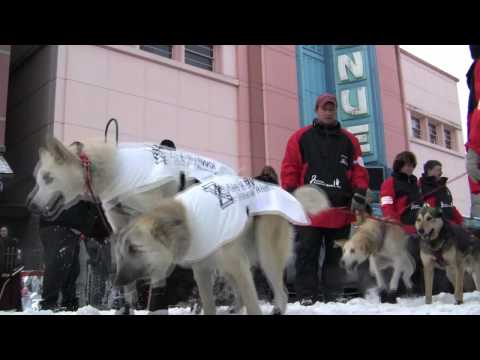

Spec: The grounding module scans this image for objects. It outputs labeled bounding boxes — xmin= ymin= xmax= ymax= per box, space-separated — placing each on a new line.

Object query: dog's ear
xmin=47 ymin=137 xmax=78 ymax=165
xmin=45 ymin=137 xmax=78 ymax=165
xmin=38 ymin=147 xmax=49 ymax=162
xmin=334 ymin=239 xmax=347 ymax=249
xmin=149 ymin=207 xmax=190 ymax=260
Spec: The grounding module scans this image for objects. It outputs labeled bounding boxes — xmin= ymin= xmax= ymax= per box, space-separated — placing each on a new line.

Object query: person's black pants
xmin=0 ymin=273 xmax=22 ymax=311
xmin=295 ymin=225 xmax=352 ymax=301
xmin=40 ymin=226 xmax=80 ymax=309
xmin=147 ymin=266 xmax=197 ymax=311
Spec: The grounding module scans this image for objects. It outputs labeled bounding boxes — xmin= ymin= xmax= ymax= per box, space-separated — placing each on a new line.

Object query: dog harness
xmin=175 ymin=175 xmax=310 ymax=264
xmin=424 ymin=236 xmax=448 ymax=267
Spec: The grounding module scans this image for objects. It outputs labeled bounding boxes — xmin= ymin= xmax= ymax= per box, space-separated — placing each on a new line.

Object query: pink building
xmin=399 ymin=49 xmax=467 ymax=215
xmin=1 ymin=45 xmax=466 ymax=267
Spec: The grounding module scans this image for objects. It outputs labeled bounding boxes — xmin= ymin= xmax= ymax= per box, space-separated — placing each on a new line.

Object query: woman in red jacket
xmin=380 ymin=151 xmax=422 ymax=234
xmin=419 ymin=160 xmax=463 ymax=225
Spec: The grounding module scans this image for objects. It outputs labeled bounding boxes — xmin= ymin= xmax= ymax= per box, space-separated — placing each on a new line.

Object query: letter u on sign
xmin=340 ymin=87 xmax=368 ymax=116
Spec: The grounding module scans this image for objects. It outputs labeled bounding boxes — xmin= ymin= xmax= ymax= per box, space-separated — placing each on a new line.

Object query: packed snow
xmin=2 ymin=290 xmax=480 ymax=315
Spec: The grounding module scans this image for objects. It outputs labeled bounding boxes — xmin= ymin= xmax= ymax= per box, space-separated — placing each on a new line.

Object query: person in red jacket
xmin=380 ymin=151 xmax=422 ymax=235
xmin=419 ymin=160 xmax=464 ymax=225
xmin=466 ymin=46 xmax=480 ymax=217
xmin=281 ymin=93 xmax=369 ymax=305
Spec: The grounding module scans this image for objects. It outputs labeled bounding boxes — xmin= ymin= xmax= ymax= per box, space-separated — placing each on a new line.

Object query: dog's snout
xmin=418 ymin=228 xmax=425 ymax=235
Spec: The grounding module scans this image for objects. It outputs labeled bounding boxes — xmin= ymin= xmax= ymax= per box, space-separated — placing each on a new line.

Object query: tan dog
xmin=415 ymin=205 xmax=480 ymax=305
xmin=335 ymin=210 xmax=415 ymax=302
xmin=113 ymin=201 xmax=294 ymax=315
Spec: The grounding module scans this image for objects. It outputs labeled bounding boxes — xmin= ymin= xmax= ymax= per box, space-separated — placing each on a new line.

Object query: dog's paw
xmin=404 ymin=288 xmax=416 ymax=299
xmin=148 ymin=309 xmax=169 ymax=315
xmin=386 ymin=292 xmax=398 ymax=304
xmin=455 ymin=299 xmax=464 ymax=305
xmin=379 ymin=289 xmax=389 ymax=303
xmin=115 ymin=306 xmax=134 ymax=315
xmin=271 ymin=307 xmax=283 ymax=315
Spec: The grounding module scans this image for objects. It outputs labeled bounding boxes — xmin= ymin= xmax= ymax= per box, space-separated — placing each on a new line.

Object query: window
xmin=140 ymin=45 xmax=173 ymax=59
xmin=411 ymin=117 xmax=422 ymax=139
xmin=444 ymin=128 xmax=453 ymax=150
xmin=185 ymin=45 xmax=214 ymax=71
xmin=428 ymin=122 xmax=438 ymax=144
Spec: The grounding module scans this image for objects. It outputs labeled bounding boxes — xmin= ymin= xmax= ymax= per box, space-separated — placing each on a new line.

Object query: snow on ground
xmin=2 ymin=290 xmax=480 ymax=315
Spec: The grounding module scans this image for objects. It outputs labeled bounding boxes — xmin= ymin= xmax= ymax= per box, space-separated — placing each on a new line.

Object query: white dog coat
xmin=99 ymin=143 xmax=236 ymax=208
xmin=175 ymin=175 xmax=310 ymax=264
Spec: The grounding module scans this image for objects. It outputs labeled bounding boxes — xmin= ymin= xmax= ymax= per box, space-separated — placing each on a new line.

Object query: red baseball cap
xmin=315 ymin=93 xmax=337 ymax=110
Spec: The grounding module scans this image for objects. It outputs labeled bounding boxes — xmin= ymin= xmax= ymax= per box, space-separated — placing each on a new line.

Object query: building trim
xmin=400 ymin=48 xmax=459 ymax=82
xmin=368 ymin=45 xmax=387 ymax=168
xmin=100 ymin=45 xmax=240 ymax=87
xmin=409 ymin=137 xmax=465 ymax=159
xmin=0 ymin=48 xmax=10 ymax=56
xmin=395 ymin=45 xmax=411 ymax=153
xmin=406 ymin=104 xmax=463 ymax=131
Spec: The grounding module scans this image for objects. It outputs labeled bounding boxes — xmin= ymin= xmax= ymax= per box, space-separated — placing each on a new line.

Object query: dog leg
xmin=423 ymin=261 xmax=435 ymax=305
xmin=192 ymin=265 xmax=216 ymax=315
xmin=222 ymin=272 xmax=244 ymax=314
xmin=370 ymin=257 xmax=391 ymax=303
xmin=454 ymin=260 xmax=465 ymax=305
xmin=471 ymin=263 xmax=480 ymax=291
xmin=370 ymin=257 xmax=386 ymax=290
xmin=388 ymin=261 xmax=402 ymax=294
xmin=221 ymin=253 xmax=262 ymax=315
xmin=401 ymin=255 xmax=415 ymax=295
xmin=255 ymin=215 xmax=293 ymax=315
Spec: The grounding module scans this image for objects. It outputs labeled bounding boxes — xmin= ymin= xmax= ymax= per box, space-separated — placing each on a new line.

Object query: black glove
xmin=353 ymin=188 xmax=367 ymax=203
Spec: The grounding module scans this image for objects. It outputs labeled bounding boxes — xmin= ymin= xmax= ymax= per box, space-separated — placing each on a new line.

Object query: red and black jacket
xmin=419 ymin=175 xmax=464 ymax=225
xmin=467 ymin=46 xmax=480 ymax=194
xmin=281 ymin=120 xmax=369 ymax=228
xmin=380 ymin=172 xmax=422 ymax=234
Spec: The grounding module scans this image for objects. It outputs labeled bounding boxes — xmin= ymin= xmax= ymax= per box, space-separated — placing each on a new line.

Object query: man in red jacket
xmin=419 ymin=160 xmax=464 ymax=225
xmin=466 ymin=45 xmax=480 ymax=217
xmin=281 ymin=93 xmax=369 ymax=305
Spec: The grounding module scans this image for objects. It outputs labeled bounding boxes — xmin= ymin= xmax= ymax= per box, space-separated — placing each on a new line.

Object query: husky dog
xmin=112 ymin=175 xmax=327 ymax=315
xmin=26 ymin=137 xmax=236 ymax=313
xmin=415 ymin=205 xmax=480 ymax=305
xmin=335 ymin=209 xmax=415 ymax=303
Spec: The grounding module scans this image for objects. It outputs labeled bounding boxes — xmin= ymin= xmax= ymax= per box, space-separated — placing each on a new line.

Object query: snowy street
xmin=2 ymin=291 xmax=480 ymax=315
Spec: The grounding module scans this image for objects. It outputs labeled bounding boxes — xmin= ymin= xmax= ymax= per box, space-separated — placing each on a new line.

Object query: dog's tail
xmin=293 ymin=185 xmax=330 ymax=216
xmin=255 ymin=215 xmax=294 ymax=314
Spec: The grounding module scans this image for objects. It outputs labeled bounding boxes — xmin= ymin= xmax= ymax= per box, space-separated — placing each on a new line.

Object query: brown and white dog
xmin=335 ymin=209 xmax=415 ymax=303
xmin=415 ymin=205 xmax=480 ymax=304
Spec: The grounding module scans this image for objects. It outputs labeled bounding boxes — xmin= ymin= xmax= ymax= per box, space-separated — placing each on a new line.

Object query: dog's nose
xmin=418 ymin=228 xmax=425 ymax=235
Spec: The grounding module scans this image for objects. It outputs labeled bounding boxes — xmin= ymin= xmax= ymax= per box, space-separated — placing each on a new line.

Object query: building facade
xmin=399 ymin=49 xmax=468 ymax=215
xmin=1 ymin=45 xmax=467 ymax=268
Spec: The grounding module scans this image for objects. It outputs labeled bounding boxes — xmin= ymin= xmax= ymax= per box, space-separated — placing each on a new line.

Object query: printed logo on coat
xmin=202 ymin=182 xmax=235 ymax=209
xmin=339 ymin=154 xmax=349 ymax=167
xmin=440 ymin=201 xmax=453 ymax=209
xmin=151 ymin=145 xmax=168 ymax=165
xmin=310 ymin=175 xmax=342 ymax=189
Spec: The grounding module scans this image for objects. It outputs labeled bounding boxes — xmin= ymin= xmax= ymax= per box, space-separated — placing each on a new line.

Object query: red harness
xmin=74 ymin=145 xmax=113 ymax=236
xmin=433 ymin=250 xmax=447 ymax=267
